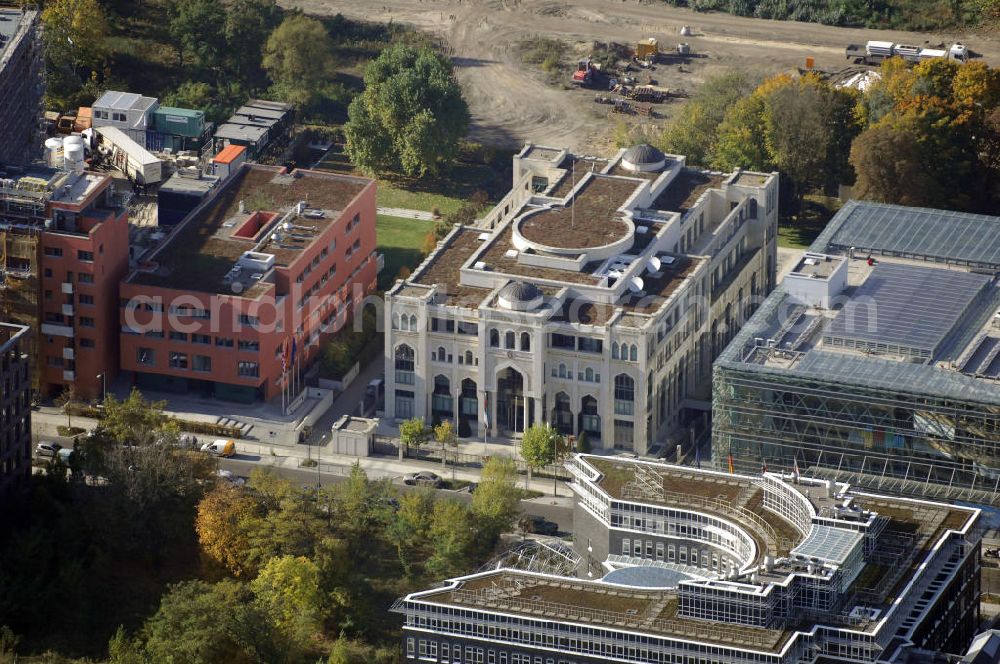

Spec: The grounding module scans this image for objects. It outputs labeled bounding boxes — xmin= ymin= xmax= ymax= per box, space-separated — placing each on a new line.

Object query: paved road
xmin=219 ymin=457 xmax=575 ymax=533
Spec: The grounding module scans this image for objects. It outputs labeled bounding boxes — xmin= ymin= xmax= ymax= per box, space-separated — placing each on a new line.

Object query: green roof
xmin=154 ymin=106 xmax=204 ymax=118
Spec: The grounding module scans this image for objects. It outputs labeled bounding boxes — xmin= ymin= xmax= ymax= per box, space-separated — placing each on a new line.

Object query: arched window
xmin=629 ymin=345 xmax=638 ymax=362
xmin=585 ymin=367 xmax=595 ymax=382
xmin=558 ymin=363 xmax=567 ymax=378
xmin=614 ymin=374 xmax=635 ymax=415
xmin=503 ymin=331 xmax=514 ymax=349
xmin=392 ymin=313 xmax=400 ymax=330
xmin=520 ymin=332 xmax=531 ymax=351
xmin=394 ymin=345 xmax=415 ymax=385
xmin=465 ymin=350 xmax=473 ymax=365
xmin=489 ymin=329 xmax=500 ymax=347
xmin=611 ymin=342 xmax=619 ymax=359
xmin=409 ymin=314 xmax=417 ymax=331
xmin=437 ymin=346 xmax=446 ymax=362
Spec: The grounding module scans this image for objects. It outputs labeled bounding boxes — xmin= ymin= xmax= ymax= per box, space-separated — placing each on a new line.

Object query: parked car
xmin=403 ymin=471 xmax=442 ymax=487
xmin=200 ymin=439 xmax=236 ymax=458
xmin=35 ymin=442 xmax=62 ymax=458
xmin=518 ymin=515 xmax=559 ymax=536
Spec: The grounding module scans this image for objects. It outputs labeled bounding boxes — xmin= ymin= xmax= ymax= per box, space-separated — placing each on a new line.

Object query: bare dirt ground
xmin=285 ymin=0 xmax=1000 ymax=152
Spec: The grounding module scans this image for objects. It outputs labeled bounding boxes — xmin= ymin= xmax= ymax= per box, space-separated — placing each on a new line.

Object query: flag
xmin=727 ymin=453 xmax=735 ymax=474
xmin=280 ymin=339 xmax=287 ymax=373
xmin=482 ymin=392 xmax=490 ymax=429
xmin=694 ymin=445 xmax=701 ymax=469
xmin=291 ymin=337 xmax=297 ymax=364
xmin=793 ymin=456 xmax=800 ymax=479
xmin=761 ymin=461 xmax=768 ymax=474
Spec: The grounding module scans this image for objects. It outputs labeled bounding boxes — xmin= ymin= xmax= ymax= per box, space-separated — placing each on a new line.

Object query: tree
xmin=251 ymin=555 xmax=324 ymax=643
xmin=660 ymin=69 xmax=759 ymax=166
xmin=387 ymin=489 xmax=434 ymax=575
xmin=143 ymin=580 xmax=285 ymax=664
xmin=100 ymin=388 xmax=168 ymax=447
xmin=42 ymin=0 xmax=109 ymax=74
xmin=520 ymin=423 xmax=565 ymax=494
xmin=399 ymin=417 xmax=429 ymax=452
xmin=168 ymin=0 xmax=228 ymax=70
xmin=195 ymin=483 xmax=261 ymax=577
xmin=576 ymin=431 xmax=591 ymax=454
xmin=224 ymin=0 xmax=281 ymax=81
xmin=470 ymin=456 xmax=520 ymax=544
xmin=711 ymin=92 xmax=771 ymax=172
xmin=849 ymin=122 xmax=938 ymax=207
xmin=434 ymin=419 xmax=458 ymax=467
xmin=262 ymin=14 xmax=337 ymax=107
xmin=55 ymin=384 xmax=79 ymax=429
xmin=344 ymin=44 xmax=470 ymax=177
xmin=425 ymin=500 xmax=474 ymax=578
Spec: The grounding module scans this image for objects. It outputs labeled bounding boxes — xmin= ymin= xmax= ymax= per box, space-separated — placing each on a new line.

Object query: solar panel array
xmin=791 ymin=525 xmax=863 ymax=566
xmin=816 ymin=201 xmax=1000 ymax=268
xmin=823 ymin=262 xmax=990 ymax=358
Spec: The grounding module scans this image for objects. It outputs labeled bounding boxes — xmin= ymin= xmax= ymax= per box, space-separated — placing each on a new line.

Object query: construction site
xmin=290 ymin=0 xmax=1000 ymax=152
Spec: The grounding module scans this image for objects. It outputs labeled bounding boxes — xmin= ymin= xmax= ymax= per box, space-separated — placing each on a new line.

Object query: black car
xmin=518 ymin=515 xmax=559 ymax=536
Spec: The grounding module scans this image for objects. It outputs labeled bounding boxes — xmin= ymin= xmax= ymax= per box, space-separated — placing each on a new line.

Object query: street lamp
xmin=96 ymin=373 xmax=106 ymax=404
xmin=316 ymin=433 xmax=328 ymax=488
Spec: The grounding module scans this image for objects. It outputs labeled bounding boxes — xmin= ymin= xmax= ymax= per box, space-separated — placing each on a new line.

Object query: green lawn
xmin=777 ymin=194 xmax=841 ymax=249
xmin=377 ymin=214 xmax=435 ymax=289
xmin=376 ymin=183 xmax=465 ymax=217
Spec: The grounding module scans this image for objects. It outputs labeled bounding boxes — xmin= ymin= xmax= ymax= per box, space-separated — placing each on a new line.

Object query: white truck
xmin=845 ymin=40 xmax=969 ymax=66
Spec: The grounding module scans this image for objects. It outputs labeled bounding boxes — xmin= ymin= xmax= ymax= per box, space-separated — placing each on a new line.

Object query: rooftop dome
xmin=498 ymin=281 xmax=543 ymax=311
xmin=621 ymin=144 xmax=666 ymax=173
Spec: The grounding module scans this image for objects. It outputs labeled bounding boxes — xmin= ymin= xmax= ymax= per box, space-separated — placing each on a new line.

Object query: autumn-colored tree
xmin=195 ymin=483 xmax=260 ymax=577
xmin=849 ymin=122 xmax=937 ymax=207
xmin=470 ymin=456 xmax=521 ymax=544
xmin=251 ymin=555 xmax=324 ymax=642
xmin=711 ymin=92 xmax=771 ymax=172
xmin=434 ymin=419 xmax=458 ymax=467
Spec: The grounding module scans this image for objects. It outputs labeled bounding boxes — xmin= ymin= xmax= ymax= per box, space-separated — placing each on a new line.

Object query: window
xmin=550 ymin=333 xmax=575 ymax=349
xmin=193 ymin=355 xmax=212 ymax=372
xmin=395 ymin=389 xmax=415 ymax=418
xmin=44 ymin=247 xmax=63 ymax=257
xmin=577 ymin=337 xmax=602 ymax=353
xmin=630 ymin=344 xmax=638 ymax=361
xmin=78 ymin=294 xmax=94 ymax=306
xmin=238 ymin=340 xmax=260 ymax=352
xmin=611 ymin=342 xmax=619 ymax=359
xmin=44 ymin=290 xmax=52 ymax=300
xmin=431 ymin=317 xmax=455 ymax=333
xmin=192 ymin=333 xmax=211 ymax=345
xmin=47 ymin=355 xmax=64 ymax=368
xmin=112 ymin=112 xmax=126 ymax=122
xmin=216 ymin=337 xmax=234 ymax=348
xmin=79 ymin=316 xmax=95 ymax=328
xmin=489 ymin=329 xmax=500 ymax=347
xmin=80 ymin=338 xmax=95 ymax=349
xmin=44 ymin=268 xmax=52 ymax=277
xmin=464 ymin=350 xmax=473 ymax=365
xmin=169 ymin=352 xmax=188 ymax=369
xmin=614 ymin=374 xmax=635 ymax=415
xmin=395 ymin=345 xmax=415 ymax=385
xmin=238 ymin=314 xmax=259 ymax=327
xmin=504 ymin=331 xmax=515 ymax=349
xmin=78 ymin=273 xmax=94 ymax=284
xmin=169 ymin=331 xmax=187 ymax=342
xmin=77 ymin=250 xmax=94 ymax=262
xmin=622 ymin=538 xmax=631 ymax=555
xmin=137 ymin=347 xmax=155 ymax=366
xmin=520 ymin=332 xmax=531 ymax=351
xmin=237 ymin=361 xmax=259 ymax=377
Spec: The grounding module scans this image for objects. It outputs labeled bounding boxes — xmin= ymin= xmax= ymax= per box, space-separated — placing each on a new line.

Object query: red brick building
xmin=119 ymin=164 xmax=377 ymax=403
xmin=1 ymin=168 xmax=129 ymax=401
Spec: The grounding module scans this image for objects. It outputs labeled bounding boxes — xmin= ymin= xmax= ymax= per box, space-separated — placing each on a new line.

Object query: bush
xmin=576 ymin=430 xmax=591 ymax=454
xmin=57 ymin=426 xmax=86 ymax=437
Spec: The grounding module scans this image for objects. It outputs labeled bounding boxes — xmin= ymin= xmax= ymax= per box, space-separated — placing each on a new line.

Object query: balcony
xmin=41 ymin=323 xmax=74 ymax=338
xmin=62 ymin=370 xmax=75 ymax=381
xmin=61 ymin=282 xmax=73 ymax=294
xmin=62 ymin=347 xmax=75 ymax=360
xmin=61 ymin=303 xmax=74 ymax=316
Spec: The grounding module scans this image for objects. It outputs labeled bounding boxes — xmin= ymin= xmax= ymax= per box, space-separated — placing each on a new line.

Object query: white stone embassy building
xmin=384 ymin=144 xmax=778 ymax=454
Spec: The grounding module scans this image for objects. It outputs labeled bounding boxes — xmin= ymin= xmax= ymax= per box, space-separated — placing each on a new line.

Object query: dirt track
xmin=285 ymin=0 xmax=1000 ymax=151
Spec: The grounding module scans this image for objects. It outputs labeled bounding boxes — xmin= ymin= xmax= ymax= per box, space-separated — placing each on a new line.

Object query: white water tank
xmin=44 ymin=137 xmax=63 ymax=169
xmin=63 ymin=136 xmax=86 ymax=174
